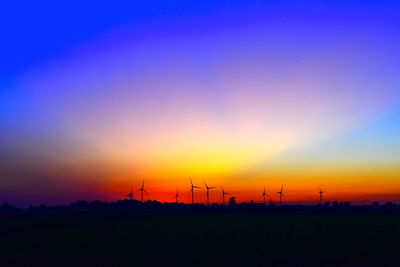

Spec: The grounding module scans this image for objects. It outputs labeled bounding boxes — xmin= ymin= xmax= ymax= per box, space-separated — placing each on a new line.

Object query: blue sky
xmin=1 ymin=1 xmax=400 ymax=205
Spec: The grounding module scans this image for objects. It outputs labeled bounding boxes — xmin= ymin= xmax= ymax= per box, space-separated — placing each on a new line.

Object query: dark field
xmin=1 ymin=212 xmax=400 ymax=266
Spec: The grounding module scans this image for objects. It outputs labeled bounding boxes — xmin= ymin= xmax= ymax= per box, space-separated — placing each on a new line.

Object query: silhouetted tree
xmin=384 ymin=202 xmax=393 ymax=207
xmin=70 ymin=200 xmax=87 ymax=209
xmin=0 ymin=203 xmax=18 ymax=213
xmin=372 ymin=202 xmax=380 ymax=207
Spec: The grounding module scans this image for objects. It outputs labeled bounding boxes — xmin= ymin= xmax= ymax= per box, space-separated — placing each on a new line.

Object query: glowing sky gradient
xmin=1 ymin=1 xmax=400 ymax=205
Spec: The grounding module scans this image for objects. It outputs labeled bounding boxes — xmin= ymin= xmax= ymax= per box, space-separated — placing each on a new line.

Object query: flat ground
xmin=1 ymin=212 xmax=399 ymax=266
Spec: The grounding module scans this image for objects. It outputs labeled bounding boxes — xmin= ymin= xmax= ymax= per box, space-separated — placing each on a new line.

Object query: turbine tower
xmin=319 ymin=186 xmax=325 ymax=205
xmin=126 ymin=186 xmax=134 ymax=201
xmin=262 ymin=186 xmax=268 ymax=206
xmin=277 ymin=185 xmax=285 ymax=206
xmin=137 ymin=180 xmax=147 ymax=203
xmin=221 ymin=186 xmax=230 ymax=205
xmin=189 ymin=178 xmax=201 ymax=204
xmin=204 ymin=182 xmax=216 ymax=206
xmin=175 ymin=188 xmax=180 ymax=204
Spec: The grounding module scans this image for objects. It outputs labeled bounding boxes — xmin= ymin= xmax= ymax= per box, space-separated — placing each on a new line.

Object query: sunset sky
xmin=1 ymin=1 xmax=400 ymax=206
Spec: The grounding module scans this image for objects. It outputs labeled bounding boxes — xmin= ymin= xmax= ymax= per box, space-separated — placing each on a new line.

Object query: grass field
xmin=1 ymin=212 xmax=400 ymax=266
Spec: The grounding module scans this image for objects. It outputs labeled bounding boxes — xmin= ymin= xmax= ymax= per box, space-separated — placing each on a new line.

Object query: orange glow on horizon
xmin=99 ymin=162 xmax=400 ymax=205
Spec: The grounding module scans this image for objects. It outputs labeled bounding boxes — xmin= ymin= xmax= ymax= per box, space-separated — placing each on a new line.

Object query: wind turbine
xmin=189 ymin=178 xmax=201 ymax=204
xmin=319 ymin=186 xmax=325 ymax=205
xmin=262 ymin=186 xmax=268 ymax=206
xmin=126 ymin=186 xmax=134 ymax=201
xmin=136 ymin=180 xmax=148 ymax=203
xmin=175 ymin=188 xmax=180 ymax=204
xmin=204 ymin=182 xmax=216 ymax=206
xmin=277 ymin=185 xmax=285 ymax=206
xmin=221 ymin=186 xmax=230 ymax=205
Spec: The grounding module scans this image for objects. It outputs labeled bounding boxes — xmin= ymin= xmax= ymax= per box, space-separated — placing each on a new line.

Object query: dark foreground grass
xmin=1 ymin=213 xmax=400 ymax=266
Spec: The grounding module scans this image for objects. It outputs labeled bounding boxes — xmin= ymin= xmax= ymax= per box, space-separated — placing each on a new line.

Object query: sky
xmin=1 ymin=0 xmax=400 ymax=206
